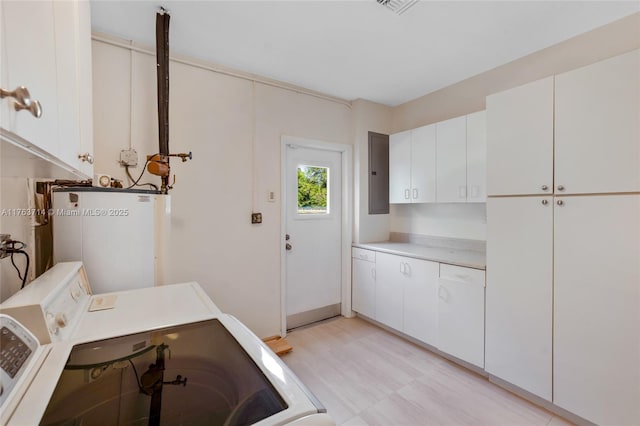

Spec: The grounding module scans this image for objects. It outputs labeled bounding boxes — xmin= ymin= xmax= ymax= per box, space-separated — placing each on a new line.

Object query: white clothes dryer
xmin=0 ymin=262 xmax=333 ymax=425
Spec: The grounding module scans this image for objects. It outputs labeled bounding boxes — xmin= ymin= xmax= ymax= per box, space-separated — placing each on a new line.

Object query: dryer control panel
xmin=0 ymin=262 xmax=92 ymax=344
xmin=0 ymin=314 xmax=38 ymax=409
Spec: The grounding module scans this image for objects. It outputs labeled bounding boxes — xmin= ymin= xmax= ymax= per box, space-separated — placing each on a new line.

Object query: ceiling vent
xmin=376 ymin=0 xmax=419 ymax=15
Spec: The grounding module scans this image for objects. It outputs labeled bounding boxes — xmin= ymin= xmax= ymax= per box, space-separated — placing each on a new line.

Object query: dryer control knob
xmin=55 ymin=313 xmax=68 ymax=328
xmin=71 ymin=287 xmax=82 ymax=301
xmin=46 ymin=312 xmax=59 ymax=335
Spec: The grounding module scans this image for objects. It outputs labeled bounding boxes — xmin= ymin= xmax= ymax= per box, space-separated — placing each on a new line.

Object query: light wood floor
xmin=282 ymin=316 xmax=572 ymax=426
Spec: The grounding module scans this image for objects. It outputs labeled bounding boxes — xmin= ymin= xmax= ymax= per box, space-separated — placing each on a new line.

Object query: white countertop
xmin=353 ymin=241 xmax=486 ymax=270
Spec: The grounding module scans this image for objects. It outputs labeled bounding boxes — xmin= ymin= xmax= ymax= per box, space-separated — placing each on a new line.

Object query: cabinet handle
xmin=438 ymin=285 xmax=447 ymax=301
xmin=541 ymin=199 xmax=548 ymax=206
xmin=541 ymin=185 xmax=548 ymax=191
xmin=404 ymin=262 xmax=412 ymax=277
xmin=557 ymin=200 xmax=564 ymax=206
xmin=413 ymin=188 xmax=418 ymax=199
xmin=78 ymin=153 xmax=94 ymax=164
xmin=14 ymin=99 xmax=42 ymax=118
xmin=404 ymin=189 xmax=410 ymax=199
xmin=1 ymin=86 xmax=32 ymax=106
xmin=459 ymin=186 xmax=467 ymax=198
xmin=557 ymin=185 xmax=565 ymax=191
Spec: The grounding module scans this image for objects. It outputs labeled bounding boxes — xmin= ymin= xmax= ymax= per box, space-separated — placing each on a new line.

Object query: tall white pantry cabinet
xmin=486 ymin=49 xmax=639 ymax=425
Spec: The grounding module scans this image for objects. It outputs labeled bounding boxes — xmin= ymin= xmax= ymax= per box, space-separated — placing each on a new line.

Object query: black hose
xmin=5 ymin=240 xmax=30 ymax=288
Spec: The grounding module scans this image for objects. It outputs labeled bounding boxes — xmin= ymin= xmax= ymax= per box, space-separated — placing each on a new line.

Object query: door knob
xmin=285 ymin=234 xmax=290 ymax=241
xmin=285 ymin=243 xmax=292 ymax=251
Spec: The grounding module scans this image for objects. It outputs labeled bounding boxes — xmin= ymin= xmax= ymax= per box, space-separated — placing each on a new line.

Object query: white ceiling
xmin=90 ymin=1 xmax=639 ymax=106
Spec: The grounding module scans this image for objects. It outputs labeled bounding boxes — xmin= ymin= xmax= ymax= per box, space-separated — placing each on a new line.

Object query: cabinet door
xmin=76 ymin=0 xmax=94 ymax=177
xmin=486 ymin=77 xmax=554 ymax=196
xmin=555 ymin=49 xmax=639 ymax=194
xmin=402 ymin=258 xmax=439 ymax=346
xmin=389 ymin=130 xmax=412 ymax=203
xmin=0 ymin=4 xmax=8 ymax=127
xmin=2 ymin=0 xmax=59 ymax=154
xmin=554 ymin=195 xmax=640 ymax=425
xmin=54 ymin=0 xmax=81 ymax=171
xmin=410 ymin=124 xmax=436 ymax=203
xmin=352 ymin=257 xmax=376 ymax=319
xmin=438 ymin=265 xmax=485 ymax=368
xmin=436 ymin=116 xmax=467 ymax=203
xmin=375 ymin=252 xmax=403 ymax=330
xmin=54 ymin=0 xmax=94 ymax=177
xmin=466 ymin=110 xmax=486 ymax=202
xmin=486 ymin=196 xmax=553 ymax=401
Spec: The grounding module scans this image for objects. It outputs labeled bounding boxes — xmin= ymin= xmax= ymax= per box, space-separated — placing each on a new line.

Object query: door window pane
xmin=297 ymin=165 xmax=329 ymax=215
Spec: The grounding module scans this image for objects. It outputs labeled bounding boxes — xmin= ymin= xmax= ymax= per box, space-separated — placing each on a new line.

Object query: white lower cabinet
xmin=554 ymin=195 xmax=640 ymax=425
xmin=438 ymin=264 xmax=485 ymax=368
xmin=353 ymin=249 xmax=485 ymax=359
xmin=375 ymin=252 xmax=439 ymax=346
xmin=375 ymin=252 xmax=405 ymax=331
xmin=401 ymin=257 xmax=439 ymax=346
xmin=351 ymin=248 xmax=376 ymax=319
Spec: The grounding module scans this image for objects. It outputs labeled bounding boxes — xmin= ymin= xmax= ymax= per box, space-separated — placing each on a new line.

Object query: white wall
xmin=0 ymin=177 xmax=33 ymax=302
xmin=91 ymin=38 xmax=352 ymax=338
xmin=390 ymin=203 xmax=486 ymax=241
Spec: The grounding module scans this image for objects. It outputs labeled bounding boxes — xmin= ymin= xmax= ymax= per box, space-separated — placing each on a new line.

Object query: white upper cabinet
xmin=436 ymin=116 xmax=467 ymax=203
xmin=1 ymin=0 xmax=93 ymax=178
xmin=411 ymin=124 xmax=437 ymax=203
xmin=466 ymin=110 xmax=487 ymax=202
xmin=54 ymin=0 xmax=94 ymax=176
xmin=389 ymin=125 xmax=436 ymax=204
xmin=390 ymin=112 xmax=486 ymax=204
xmin=486 ymin=76 xmax=554 ymax=196
xmin=0 ymin=5 xmax=8 ymax=128
xmin=389 ymin=130 xmax=412 ymax=203
xmin=1 ymin=0 xmax=59 ymax=155
xmin=555 ymin=49 xmax=639 ymax=194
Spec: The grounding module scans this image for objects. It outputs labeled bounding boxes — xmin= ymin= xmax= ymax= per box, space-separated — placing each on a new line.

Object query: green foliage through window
xmin=297 ymin=165 xmax=328 ymax=214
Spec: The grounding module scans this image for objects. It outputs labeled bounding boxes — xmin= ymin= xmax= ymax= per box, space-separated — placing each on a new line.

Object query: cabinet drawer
xmin=440 ymin=264 xmax=485 ymax=286
xmin=352 ymin=247 xmax=375 ymax=263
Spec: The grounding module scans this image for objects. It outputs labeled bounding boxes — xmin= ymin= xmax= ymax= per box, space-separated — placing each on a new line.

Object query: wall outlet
xmin=251 ymin=212 xmax=263 ymax=224
xmin=119 ymin=149 xmax=138 ymax=167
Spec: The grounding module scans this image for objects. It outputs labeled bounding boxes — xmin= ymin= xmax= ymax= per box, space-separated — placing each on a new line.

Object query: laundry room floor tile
xmin=282 ymin=316 xmax=574 ymax=426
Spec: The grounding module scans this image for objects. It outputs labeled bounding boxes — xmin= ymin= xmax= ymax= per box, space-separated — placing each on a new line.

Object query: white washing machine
xmin=0 ymin=262 xmax=333 ymax=425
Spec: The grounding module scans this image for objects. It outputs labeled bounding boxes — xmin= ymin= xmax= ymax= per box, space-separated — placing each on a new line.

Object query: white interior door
xmin=285 ymin=143 xmax=342 ymax=329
